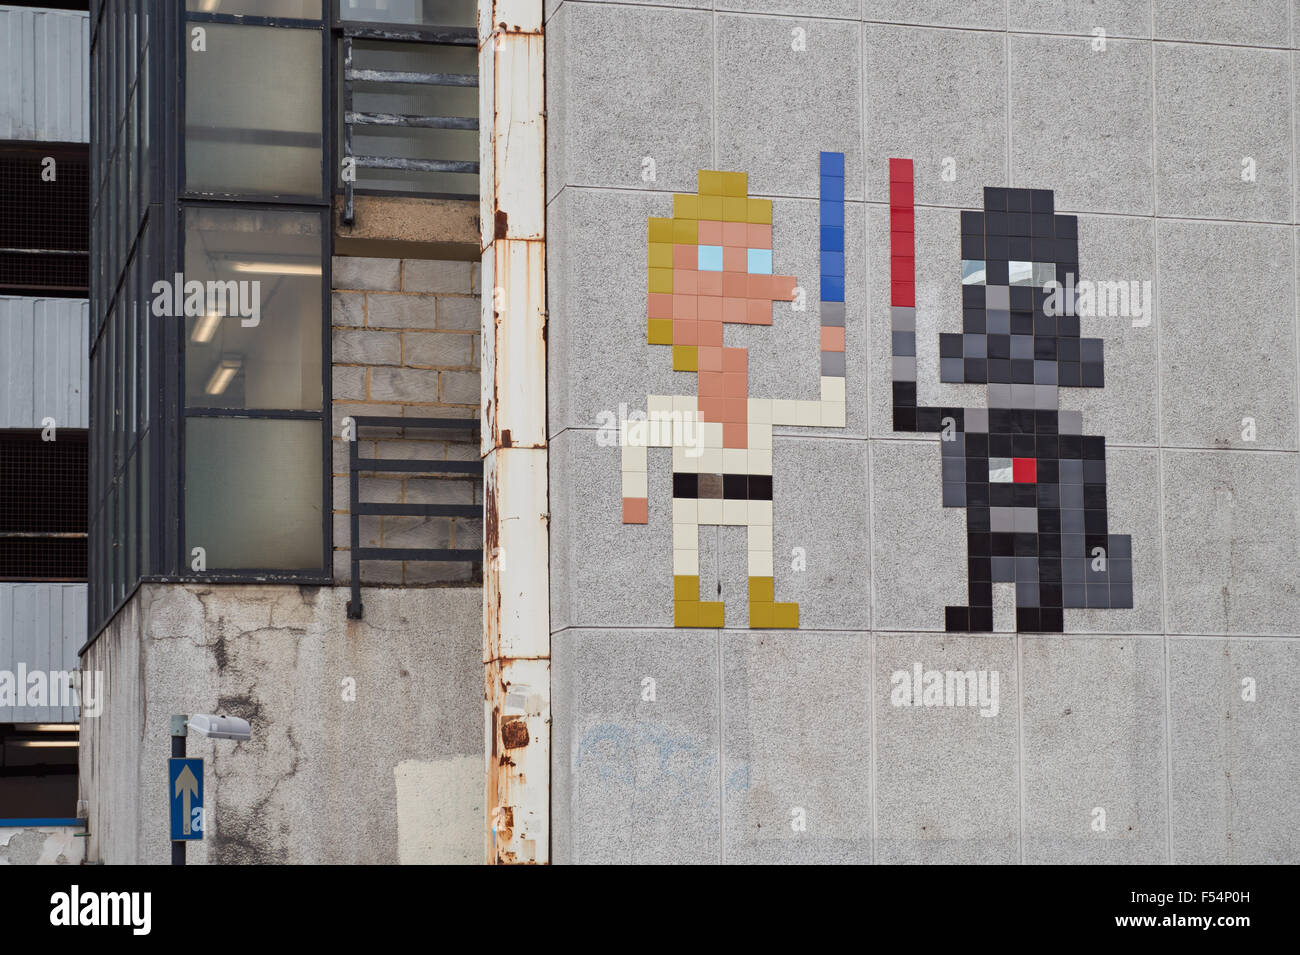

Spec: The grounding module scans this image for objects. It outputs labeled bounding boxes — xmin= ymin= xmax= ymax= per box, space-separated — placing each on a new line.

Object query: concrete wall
xmin=331 ymin=256 xmax=482 ymax=586
xmin=0 ymin=824 xmax=85 ymax=865
xmin=79 ymin=583 xmax=483 ymax=864
xmin=546 ymin=1 xmax=1300 ymax=863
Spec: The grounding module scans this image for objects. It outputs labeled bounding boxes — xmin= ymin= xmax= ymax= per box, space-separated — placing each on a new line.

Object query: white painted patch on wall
xmin=393 ymin=756 xmax=482 ymax=865
xmin=0 ymin=826 xmax=86 ymax=865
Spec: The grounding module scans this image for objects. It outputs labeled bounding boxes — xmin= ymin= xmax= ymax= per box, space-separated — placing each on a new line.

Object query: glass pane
xmin=185 ymin=418 xmax=323 ymax=570
xmin=343 ymin=39 xmax=477 ymax=197
xmin=183 ymin=206 xmax=323 ymax=410
xmin=188 ymin=0 xmax=322 ymax=18
xmin=185 ymin=24 xmax=323 ymax=196
xmin=339 ymin=0 xmax=475 ymax=27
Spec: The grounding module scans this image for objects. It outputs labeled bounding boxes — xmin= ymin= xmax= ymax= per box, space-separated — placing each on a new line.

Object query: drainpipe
xmin=478 ymin=0 xmax=549 ymax=865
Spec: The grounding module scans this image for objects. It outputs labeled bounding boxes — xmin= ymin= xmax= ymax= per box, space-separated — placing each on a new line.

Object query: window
xmin=186 ymin=0 xmax=321 ymax=17
xmin=184 ymin=418 xmax=324 ymax=570
xmin=182 ymin=207 xmax=324 ymax=411
xmin=185 ymin=23 xmax=324 ymax=197
xmin=0 ymin=431 xmax=88 ymax=581
xmin=0 ymin=144 xmax=90 ymax=297
xmin=339 ymin=0 xmax=474 ymax=27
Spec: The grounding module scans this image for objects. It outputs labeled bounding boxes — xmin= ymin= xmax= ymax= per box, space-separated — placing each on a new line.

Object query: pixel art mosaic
xmin=620 ymin=153 xmax=848 ymax=629
xmin=888 ymin=157 xmax=1133 ymax=633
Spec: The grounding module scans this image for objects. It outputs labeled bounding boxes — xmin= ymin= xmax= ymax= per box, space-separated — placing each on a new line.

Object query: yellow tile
xmin=672 ymin=217 xmax=698 ymax=245
xmin=721 ymin=171 xmax=748 ymax=197
xmin=723 ymin=197 xmax=749 ymax=222
xmin=697 ymin=601 xmax=725 ymax=628
xmin=747 ymin=198 xmax=773 ymax=224
xmin=698 ymin=170 xmax=724 ymax=195
xmin=749 ymin=602 xmax=774 ymax=628
xmin=673 ymin=194 xmax=699 ymax=220
xmin=773 ymin=603 xmax=799 ymax=629
xmin=649 ymin=267 xmax=674 ymax=295
xmin=673 ymin=575 xmax=700 ymax=601
xmin=699 ymin=195 xmax=724 ymax=221
xmin=649 ymin=217 xmax=673 ymax=243
xmin=648 ymin=318 xmax=674 ymax=345
xmin=649 ymin=241 xmax=673 ymax=269
xmin=672 ymin=345 xmax=698 ymax=372
xmin=748 ymin=576 xmax=774 ymax=603
xmin=674 ymin=601 xmax=698 ymax=627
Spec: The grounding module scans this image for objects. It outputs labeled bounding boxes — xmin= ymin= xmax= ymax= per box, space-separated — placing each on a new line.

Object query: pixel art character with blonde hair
xmin=620 ymin=153 xmax=848 ymax=629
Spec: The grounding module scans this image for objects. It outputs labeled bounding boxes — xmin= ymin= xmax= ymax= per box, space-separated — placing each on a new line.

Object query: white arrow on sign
xmin=175 ymin=764 xmax=199 ymax=836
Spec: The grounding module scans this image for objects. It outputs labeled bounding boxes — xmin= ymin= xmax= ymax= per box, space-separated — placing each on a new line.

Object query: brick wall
xmin=330 ymin=256 xmax=481 ymax=585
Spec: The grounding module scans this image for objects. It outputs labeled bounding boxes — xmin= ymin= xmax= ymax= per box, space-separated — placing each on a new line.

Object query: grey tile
xmin=1057 ymin=214 xmax=1157 ymax=446
xmin=1157 ymin=219 xmax=1296 ymax=450
xmin=864 ymin=24 xmax=1007 ymax=207
xmin=1169 ymin=637 xmax=1300 ymax=864
xmin=1009 ymin=35 xmax=1154 ymax=215
xmin=1162 ymin=450 xmax=1300 ymax=634
xmin=552 ymin=628 xmax=720 ymax=864
xmin=546 ymin=3 xmax=714 ymax=200
xmin=1154 ymin=0 xmax=1290 ymax=46
xmin=1065 ymin=448 xmax=1163 ymax=634
xmin=722 ymin=630 xmax=871 ymax=863
xmin=717 ymin=0 xmax=861 ymax=19
xmin=1009 ymin=0 xmax=1153 ymax=37
xmin=1021 ymin=636 xmax=1168 ymax=864
xmin=549 ymin=428 xmax=710 ymax=630
xmin=717 ymin=438 xmax=870 ymax=632
xmin=870 ymin=440 xmax=971 ymax=631
xmin=1154 ymin=43 xmax=1292 ymax=222
xmin=875 ymin=633 xmax=1019 ymax=863
xmin=864 ymin=0 xmax=1005 ymax=29
xmin=716 ymin=15 xmax=863 ymax=199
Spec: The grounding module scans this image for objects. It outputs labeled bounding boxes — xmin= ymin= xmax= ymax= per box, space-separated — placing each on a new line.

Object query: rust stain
xmin=494 ymin=209 xmax=509 ymax=240
xmin=500 ymin=428 xmax=512 ymax=446
xmin=501 ymin=716 xmax=530 ymax=749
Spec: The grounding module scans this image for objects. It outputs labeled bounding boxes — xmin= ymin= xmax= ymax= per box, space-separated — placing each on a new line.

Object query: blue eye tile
xmin=698 ymin=245 xmax=723 ymax=271
xmin=747 ymin=248 xmax=772 ymax=274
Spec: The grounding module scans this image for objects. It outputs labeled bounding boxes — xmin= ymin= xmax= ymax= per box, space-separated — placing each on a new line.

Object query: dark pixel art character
xmin=886 ymin=158 xmax=1132 ymax=633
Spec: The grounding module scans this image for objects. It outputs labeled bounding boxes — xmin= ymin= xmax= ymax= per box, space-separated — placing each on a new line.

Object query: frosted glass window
xmin=339 ymin=0 xmax=475 ymax=27
xmin=188 ymin=0 xmax=322 ymax=17
xmin=183 ymin=207 xmax=323 ymax=411
xmin=185 ymin=418 xmax=323 ymax=570
xmin=185 ymin=24 xmax=323 ymax=196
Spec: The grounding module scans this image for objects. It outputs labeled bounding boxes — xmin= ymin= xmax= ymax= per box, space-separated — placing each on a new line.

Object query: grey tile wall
xmin=546 ymin=0 xmax=1300 ymax=863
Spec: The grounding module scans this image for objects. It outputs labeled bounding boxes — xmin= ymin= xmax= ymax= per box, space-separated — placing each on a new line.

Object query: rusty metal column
xmin=478 ymin=0 xmax=549 ymax=865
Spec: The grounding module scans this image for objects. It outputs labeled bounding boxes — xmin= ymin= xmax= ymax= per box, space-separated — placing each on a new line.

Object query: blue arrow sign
xmin=169 ymin=758 xmax=203 ymax=841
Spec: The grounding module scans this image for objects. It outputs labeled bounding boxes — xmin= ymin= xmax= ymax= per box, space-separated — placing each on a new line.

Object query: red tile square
xmin=649 ymin=293 xmax=674 ymax=318
xmin=722 ymin=347 xmax=747 ymax=373
xmin=1013 ymin=457 xmax=1037 ymax=483
xmin=723 ymin=421 xmax=747 ymax=448
xmin=746 ymin=299 xmax=772 ymax=325
xmin=622 ymin=497 xmax=648 ymax=524
xmin=820 ymin=326 xmax=845 ymax=352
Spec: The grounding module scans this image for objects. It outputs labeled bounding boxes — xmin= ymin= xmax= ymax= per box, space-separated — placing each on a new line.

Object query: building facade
xmin=0 ymin=1 xmax=90 ymax=865
xmin=0 ymin=0 xmax=1293 ymax=865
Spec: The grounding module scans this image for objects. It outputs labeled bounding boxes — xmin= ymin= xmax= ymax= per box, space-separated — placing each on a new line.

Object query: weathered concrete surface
xmin=0 ymin=825 xmax=85 ymax=865
xmin=79 ymin=584 xmax=482 ymax=864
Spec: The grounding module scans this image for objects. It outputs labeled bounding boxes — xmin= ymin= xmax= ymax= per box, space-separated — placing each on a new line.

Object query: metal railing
xmin=339 ymin=24 xmax=480 ymax=224
xmin=345 ymin=416 xmax=482 ymax=619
